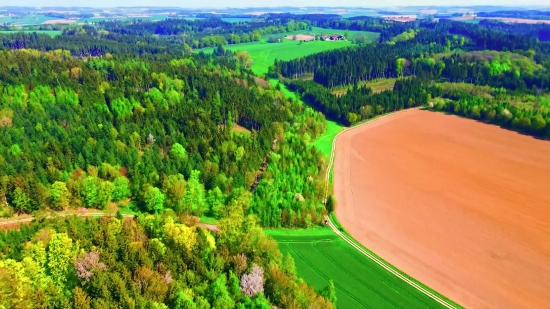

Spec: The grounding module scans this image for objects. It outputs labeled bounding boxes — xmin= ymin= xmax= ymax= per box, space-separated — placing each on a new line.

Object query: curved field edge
xmin=325 ymin=107 xmax=464 ymax=309
xmin=265 ymin=228 xmax=444 ymax=309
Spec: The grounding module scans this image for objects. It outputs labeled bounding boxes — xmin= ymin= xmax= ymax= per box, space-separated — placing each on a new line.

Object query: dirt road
xmin=333 ymin=109 xmax=550 ymax=309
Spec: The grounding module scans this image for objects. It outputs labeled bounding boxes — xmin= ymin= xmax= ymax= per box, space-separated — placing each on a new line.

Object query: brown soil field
xmin=285 ymin=34 xmax=316 ymax=41
xmin=42 ymin=19 xmax=76 ymax=24
xmin=334 ymin=109 xmax=550 ymax=309
xmin=382 ymin=15 xmax=417 ymax=22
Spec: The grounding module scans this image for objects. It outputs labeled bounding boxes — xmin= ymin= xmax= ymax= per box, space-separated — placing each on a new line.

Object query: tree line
xmin=285 ymin=78 xmax=433 ymax=125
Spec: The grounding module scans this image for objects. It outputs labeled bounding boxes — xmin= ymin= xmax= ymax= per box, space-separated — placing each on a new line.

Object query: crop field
xmin=221 ymin=17 xmax=254 ymax=23
xmin=200 ymin=39 xmax=353 ymax=75
xmin=334 ymin=109 xmax=550 ymax=309
xmin=0 ymin=30 xmax=61 ymax=37
xmin=197 ymin=28 xmax=378 ymax=75
xmin=266 ymin=228 xmax=449 ymax=309
xmin=0 ymin=14 xmax=57 ymax=25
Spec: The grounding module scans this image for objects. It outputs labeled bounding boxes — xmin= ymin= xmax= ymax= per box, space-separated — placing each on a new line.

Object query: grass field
xmin=221 ymin=17 xmax=254 ymax=23
xmin=333 ymin=78 xmax=398 ymax=96
xmin=197 ymin=28 xmax=378 ymax=75
xmin=0 ymin=30 xmax=61 ymax=37
xmin=312 ymin=121 xmax=344 ymax=158
xmin=266 ymin=228 xmax=451 ymax=309
xmin=0 ymin=15 xmax=57 ymax=25
xmin=268 ymin=78 xmax=345 ymax=160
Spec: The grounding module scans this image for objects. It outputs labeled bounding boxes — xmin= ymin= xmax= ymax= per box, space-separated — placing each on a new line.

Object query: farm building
xmin=321 ymin=34 xmax=345 ymax=41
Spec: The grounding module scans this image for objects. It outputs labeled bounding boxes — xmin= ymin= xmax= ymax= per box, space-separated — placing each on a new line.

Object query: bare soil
xmin=382 ymin=15 xmax=417 ymax=22
xmin=334 ymin=109 xmax=550 ymax=309
xmin=42 ymin=19 xmax=76 ymax=24
xmin=285 ymin=34 xmax=316 ymax=41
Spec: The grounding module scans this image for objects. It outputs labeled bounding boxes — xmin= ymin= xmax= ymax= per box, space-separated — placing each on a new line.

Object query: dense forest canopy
xmin=1 ymin=10 xmax=550 ymax=308
xmin=0 ymin=203 xmax=335 ymax=308
xmin=0 ymin=48 xmax=329 ymax=228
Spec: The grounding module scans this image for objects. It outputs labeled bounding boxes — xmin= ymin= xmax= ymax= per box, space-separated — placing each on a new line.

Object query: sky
xmin=1 ymin=0 xmax=548 ymax=8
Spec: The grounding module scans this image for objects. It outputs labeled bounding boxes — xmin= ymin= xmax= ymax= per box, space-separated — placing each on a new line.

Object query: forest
xmin=1 ymin=11 xmax=550 ymax=308
xmin=0 ymin=14 xmax=339 ymax=308
xmin=271 ymin=15 xmax=550 ymax=137
xmin=0 ymin=48 xmax=329 ymax=228
xmin=0 ymin=203 xmax=335 ymax=308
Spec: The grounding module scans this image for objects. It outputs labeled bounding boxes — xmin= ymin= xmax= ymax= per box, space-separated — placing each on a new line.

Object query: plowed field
xmin=334 ymin=109 xmax=550 ymax=309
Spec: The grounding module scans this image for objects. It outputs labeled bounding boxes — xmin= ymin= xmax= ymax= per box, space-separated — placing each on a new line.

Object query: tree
xmin=11 ymin=187 xmax=32 ymax=213
xmin=74 ymin=251 xmax=106 ymax=284
xmin=325 ymin=195 xmax=335 ymax=214
xmin=144 ymin=186 xmax=165 ymax=212
xmin=170 ymin=143 xmax=188 ymax=161
xmin=10 ymin=144 xmax=23 ymax=156
xmin=240 ymin=264 xmax=264 ymax=297
xmin=183 ymin=170 xmax=206 ymax=215
xmin=83 ymin=176 xmax=99 ymax=208
xmin=210 ymin=274 xmax=235 ymax=309
xmin=47 ymin=233 xmax=77 ymax=289
xmin=73 ymin=287 xmax=91 ymax=309
xmin=112 ymin=176 xmax=131 ymax=201
xmin=321 ymin=280 xmax=337 ymax=307
xmin=50 ymin=181 xmax=71 ymax=210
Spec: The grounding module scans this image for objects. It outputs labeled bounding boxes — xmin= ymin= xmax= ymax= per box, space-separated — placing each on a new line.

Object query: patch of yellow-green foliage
xmin=435 ymin=82 xmax=550 ymax=112
xmin=390 ymin=29 xmax=419 ymax=43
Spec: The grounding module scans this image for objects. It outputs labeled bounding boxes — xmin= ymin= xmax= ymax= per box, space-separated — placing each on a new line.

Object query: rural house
xmin=321 ymin=34 xmax=345 ymax=41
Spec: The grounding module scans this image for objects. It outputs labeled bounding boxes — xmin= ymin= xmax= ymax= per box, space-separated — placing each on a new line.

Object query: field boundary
xmin=323 ymin=107 xmax=461 ymax=309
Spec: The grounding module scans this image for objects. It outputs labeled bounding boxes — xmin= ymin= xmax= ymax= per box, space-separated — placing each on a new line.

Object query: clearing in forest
xmin=334 ymin=108 xmax=550 ymax=309
xmin=197 ymin=28 xmax=379 ymax=75
xmin=266 ymin=228 xmax=451 ymax=309
xmin=332 ymin=78 xmax=398 ymax=96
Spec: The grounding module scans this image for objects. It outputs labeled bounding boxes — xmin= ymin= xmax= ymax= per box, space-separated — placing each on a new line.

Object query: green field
xmin=312 ymin=120 xmax=344 ymax=159
xmin=0 ymin=30 xmax=61 ymax=37
xmin=200 ymin=39 xmax=353 ymax=75
xmin=267 ymin=79 xmax=344 ymax=161
xmin=266 ymin=228 xmax=451 ymax=309
xmin=197 ymin=28 xmax=378 ymax=75
xmin=0 ymin=14 xmax=57 ymax=25
xmin=221 ymin=17 xmax=254 ymax=23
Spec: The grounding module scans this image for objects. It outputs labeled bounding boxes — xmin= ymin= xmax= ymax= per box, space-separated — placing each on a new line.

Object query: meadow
xmin=0 ymin=30 xmax=61 ymax=37
xmin=197 ymin=27 xmax=379 ymax=75
xmin=0 ymin=14 xmax=57 ymax=25
xmin=266 ymin=228 xmax=450 ymax=309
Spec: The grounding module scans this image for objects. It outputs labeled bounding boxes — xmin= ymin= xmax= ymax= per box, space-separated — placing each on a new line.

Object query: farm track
xmin=0 ymin=212 xmax=219 ymax=233
xmin=0 ymin=212 xmax=135 ymax=226
xmin=323 ymin=107 xmax=459 ymax=309
xmin=250 ymin=136 xmax=279 ymax=193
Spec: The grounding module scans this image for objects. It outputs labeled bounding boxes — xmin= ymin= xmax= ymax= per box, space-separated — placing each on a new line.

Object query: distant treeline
xmin=477 ymin=10 xmax=550 ymax=20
